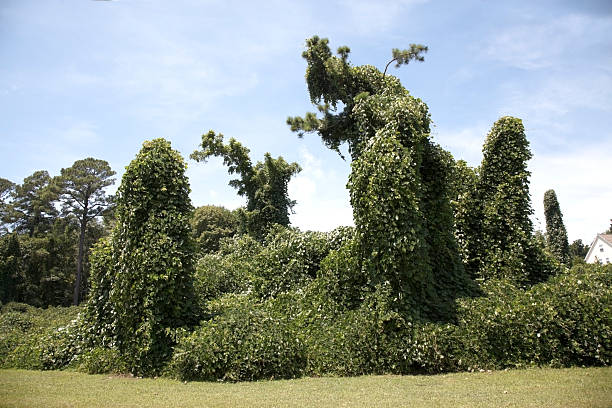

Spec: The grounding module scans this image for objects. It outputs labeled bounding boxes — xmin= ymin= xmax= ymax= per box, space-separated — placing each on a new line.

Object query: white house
xmin=585 ymin=234 xmax=612 ymax=264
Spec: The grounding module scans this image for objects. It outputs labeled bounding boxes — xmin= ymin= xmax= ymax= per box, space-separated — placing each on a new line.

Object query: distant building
xmin=585 ymin=234 xmax=612 ymax=264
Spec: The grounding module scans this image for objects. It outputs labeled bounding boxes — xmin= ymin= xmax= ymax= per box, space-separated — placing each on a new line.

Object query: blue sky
xmin=1 ymin=0 xmax=611 ymax=242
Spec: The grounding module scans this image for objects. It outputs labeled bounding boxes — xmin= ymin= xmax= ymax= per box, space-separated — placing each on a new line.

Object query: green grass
xmin=1 ymin=367 xmax=611 ymax=407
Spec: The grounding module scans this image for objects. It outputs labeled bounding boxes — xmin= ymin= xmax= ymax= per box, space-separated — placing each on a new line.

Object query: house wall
xmin=585 ymin=236 xmax=612 ymax=264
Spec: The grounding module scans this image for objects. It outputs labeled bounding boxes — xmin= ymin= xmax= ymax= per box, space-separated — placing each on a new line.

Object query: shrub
xmin=250 ymin=227 xmax=339 ymax=299
xmin=77 ymin=347 xmax=127 ymax=374
xmin=0 ymin=302 xmax=81 ymax=369
xmin=305 ymin=285 xmax=402 ymax=376
xmin=456 ymin=264 xmax=611 ymax=369
xmin=169 ymin=294 xmax=306 ymax=381
xmin=193 ymin=226 xmax=354 ymax=305
xmin=193 ymin=235 xmax=261 ymax=307
xmin=316 ymin=237 xmax=368 ymax=310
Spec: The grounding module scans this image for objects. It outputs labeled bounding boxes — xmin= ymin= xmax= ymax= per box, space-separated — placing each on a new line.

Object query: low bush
xmin=194 ymin=226 xmax=355 ymax=306
xmin=169 ymin=294 xmax=306 ymax=381
xmin=305 ymin=285 xmax=403 ymax=376
xmin=77 ymin=347 xmax=127 ymax=374
xmin=456 ymin=263 xmax=611 ymax=369
xmin=0 ymin=302 xmax=81 ymax=370
xmin=193 ymin=235 xmax=261 ymax=307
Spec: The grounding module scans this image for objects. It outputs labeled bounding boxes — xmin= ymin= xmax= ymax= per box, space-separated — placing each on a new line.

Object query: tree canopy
xmin=6 ymin=171 xmax=58 ymax=237
xmin=191 ymin=131 xmax=301 ymax=240
xmin=190 ymin=205 xmax=238 ymax=253
xmin=56 ymin=158 xmax=115 ymax=305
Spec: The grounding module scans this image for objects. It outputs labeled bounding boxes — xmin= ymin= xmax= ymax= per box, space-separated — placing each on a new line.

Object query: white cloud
xmin=484 ymin=14 xmax=612 ymax=70
xmin=60 ymin=121 xmax=100 ymax=144
xmin=500 ymin=74 xmax=612 ymax=120
xmin=529 ymin=140 xmax=612 ymax=242
xmin=289 ymin=147 xmax=353 ymax=231
xmin=434 ymin=124 xmax=487 ymax=167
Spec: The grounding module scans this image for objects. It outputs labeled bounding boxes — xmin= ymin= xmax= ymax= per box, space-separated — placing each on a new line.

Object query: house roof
xmin=601 ymin=234 xmax=612 ymax=246
xmin=585 ymin=233 xmax=612 ymax=261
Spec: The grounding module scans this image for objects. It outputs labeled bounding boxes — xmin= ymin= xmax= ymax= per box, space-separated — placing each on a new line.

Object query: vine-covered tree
xmin=450 ymin=160 xmax=482 ymax=279
xmin=543 ymin=189 xmax=570 ymax=265
xmin=106 ymin=139 xmax=198 ymax=374
xmin=288 ymin=36 xmax=469 ymax=320
xmin=476 ymin=117 xmax=555 ymax=283
xmin=56 ymin=158 xmax=115 ymax=305
xmin=191 ymin=131 xmax=301 ymax=240
xmin=191 ymin=205 xmax=238 ymax=253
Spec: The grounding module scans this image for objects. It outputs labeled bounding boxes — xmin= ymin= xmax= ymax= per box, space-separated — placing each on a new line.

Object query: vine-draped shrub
xmin=193 ymin=235 xmax=261 ymax=307
xmin=0 ymin=302 xmax=80 ymax=370
xmin=250 ymin=226 xmax=352 ymax=299
xmin=169 ymin=263 xmax=611 ymax=380
xmin=193 ymin=226 xmax=354 ymax=306
xmin=456 ymin=263 xmax=611 ymax=369
xmin=169 ymin=294 xmax=306 ymax=381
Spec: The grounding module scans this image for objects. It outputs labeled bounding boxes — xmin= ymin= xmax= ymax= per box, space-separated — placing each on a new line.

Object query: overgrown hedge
xmin=1 ymin=237 xmax=610 ymax=381
xmin=168 ymin=262 xmax=611 ymax=381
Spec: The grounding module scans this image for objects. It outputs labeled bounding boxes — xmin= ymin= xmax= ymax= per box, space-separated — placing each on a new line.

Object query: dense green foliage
xmin=191 ymin=131 xmax=301 ymax=240
xmin=569 ymin=239 xmax=589 ymax=264
xmin=288 ymin=36 xmax=469 ymax=320
xmin=4 ymin=171 xmax=58 ymax=237
xmin=0 ymin=220 xmax=104 ymax=307
xmin=456 ymin=264 xmax=611 ymax=369
xmin=0 ymin=162 xmax=113 ymax=307
xmin=2 ymin=263 xmax=609 ymax=379
xmin=453 ymin=118 xmax=557 ymax=285
xmin=82 ymin=139 xmax=199 ymax=376
xmin=0 ymin=302 xmax=80 ymax=370
xmin=167 ymin=255 xmax=611 ymax=380
xmin=478 ymin=117 xmax=536 ymax=282
xmin=192 ymin=226 xmax=352 ymax=307
xmin=0 ymin=178 xmax=16 ymax=235
xmin=190 ymin=205 xmax=238 ymax=254
xmin=543 ymin=189 xmax=570 ymax=265
xmin=0 ymin=234 xmax=20 ymax=304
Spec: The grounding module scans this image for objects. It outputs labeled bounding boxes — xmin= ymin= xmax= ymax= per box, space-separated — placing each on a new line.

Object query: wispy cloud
xmin=434 ymin=123 xmax=489 ymax=167
xmin=483 ymin=14 xmax=612 ymax=70
xmin=337 ymin=0 xmax=429 ymax=35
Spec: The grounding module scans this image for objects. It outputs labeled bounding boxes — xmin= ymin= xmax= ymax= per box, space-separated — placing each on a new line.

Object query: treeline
xmin=0 ymin=159 xmax=115 ymax=306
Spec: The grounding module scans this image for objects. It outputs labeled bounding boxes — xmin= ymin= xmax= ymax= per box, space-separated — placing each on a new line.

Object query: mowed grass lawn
xmin=1 ymin=367 xmax=610 ymax=408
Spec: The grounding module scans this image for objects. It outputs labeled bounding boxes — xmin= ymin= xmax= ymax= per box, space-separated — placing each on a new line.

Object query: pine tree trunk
xmin=73 ymin=214 xmax=87 ymax=305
